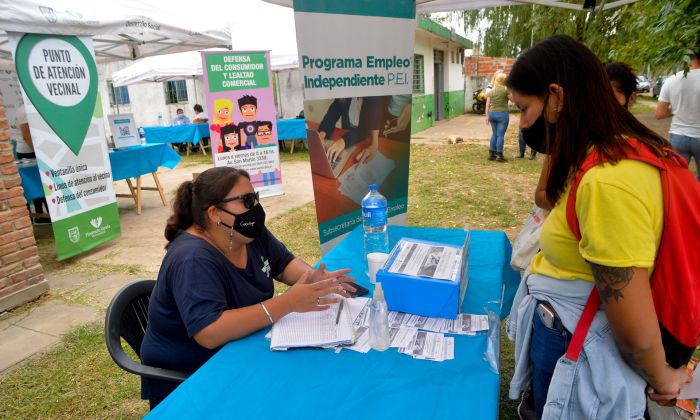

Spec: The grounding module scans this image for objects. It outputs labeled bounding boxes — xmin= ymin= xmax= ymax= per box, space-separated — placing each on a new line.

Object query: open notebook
xmin=270 ymin=298 xmax=355 ymax=350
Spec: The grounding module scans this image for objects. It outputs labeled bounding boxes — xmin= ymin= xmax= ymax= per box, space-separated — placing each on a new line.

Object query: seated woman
xmin=141 ymin=167 xmax=355 ymax=408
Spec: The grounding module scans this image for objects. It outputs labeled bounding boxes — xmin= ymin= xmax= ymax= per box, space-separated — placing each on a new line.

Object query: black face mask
xmin=218 ymin=203 xmax=266 ymax=239
xmin=521 ymin=98 xmax=556 ymax=154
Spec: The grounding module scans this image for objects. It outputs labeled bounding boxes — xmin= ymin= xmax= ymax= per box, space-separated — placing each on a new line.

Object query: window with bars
xmin=107 ymin=81 xmax=130 ymax=105
xmin=413 ymin=54 xmax=424 ymax=94
xmin=164 ymin=80 xmax=189 ymax=104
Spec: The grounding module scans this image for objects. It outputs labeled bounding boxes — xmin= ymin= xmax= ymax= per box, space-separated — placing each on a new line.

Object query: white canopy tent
xmin=112 ymin=47 xmax=298 ymax=87
xmin=264 ymin=0 xmax=639 ymax=12
xmin=111 ymin=0 xmax=299 ymax=84
xmin=0 ymin=0 xmax=231 ymax=67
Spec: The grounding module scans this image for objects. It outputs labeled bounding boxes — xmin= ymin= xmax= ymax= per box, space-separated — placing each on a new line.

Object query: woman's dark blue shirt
xmin=141 ymin=229 xmax=294 ymax=400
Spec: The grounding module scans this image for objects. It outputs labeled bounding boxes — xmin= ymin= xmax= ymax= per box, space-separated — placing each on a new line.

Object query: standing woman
xmin=141 ymin=167 xmax=355 ymax=408
xmin=485 ymin=72 xmax=510 ymax=162
xmin=506 ymin=35 xmax=691 ymax=419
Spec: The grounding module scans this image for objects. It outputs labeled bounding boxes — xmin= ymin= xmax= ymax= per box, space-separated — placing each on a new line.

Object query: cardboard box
xmin=376 ymin=233 xmax=469 ymax=319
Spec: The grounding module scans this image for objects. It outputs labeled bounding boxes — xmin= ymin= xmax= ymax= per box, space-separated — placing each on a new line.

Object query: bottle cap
xmin=369 ymin=184 xmax=378 ymax=191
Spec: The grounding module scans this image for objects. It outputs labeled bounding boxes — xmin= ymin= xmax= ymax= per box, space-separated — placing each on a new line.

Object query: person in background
xmin=193 ymin=104 xmax=208 ymax=124
xmin=606 ymin=62 xmax=638 ymax=110
xmin=507 ymin=35 xmax=690 ymax=419
xmin=172 ymin=108 xmax=191 ymax=126
xmin=655 ymin=47 xmax=700 ymax=181
xmin=141 ymin=167 xmax=356 ymax=408
xmin=517 ymin=130 xmax=537 ymax=160
xmin=15 ymin=105 xmax=50 ymax=223
xmin=485 ymin=72 xmax=510 ymax=162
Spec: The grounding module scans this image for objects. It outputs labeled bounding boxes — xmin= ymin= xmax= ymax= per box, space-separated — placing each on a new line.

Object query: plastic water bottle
xmin=157 ymin=113 xmax=164 ymax=126
xmin=362 ymin=184 xmax=389 ymax=276
xmin=369 ymin=283 xmax=391 ymax=351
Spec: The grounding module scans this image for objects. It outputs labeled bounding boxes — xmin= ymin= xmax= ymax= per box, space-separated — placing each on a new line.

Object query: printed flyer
xmin=201 ymin=50 xmax=283 ymax=197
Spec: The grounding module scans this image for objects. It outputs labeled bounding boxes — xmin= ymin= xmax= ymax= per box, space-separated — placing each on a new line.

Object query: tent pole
xmin=193 ymin=76 xmax=198 ymax=106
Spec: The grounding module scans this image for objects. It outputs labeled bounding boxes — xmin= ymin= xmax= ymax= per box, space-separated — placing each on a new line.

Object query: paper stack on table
xmin=270 ymin=298 xmax=355 ymax=350
xmin=399 ymin=331 xmax=455 ymax=362
xmin=354 ymin=307 xmax=489 ymax=336
xmin=342 ymin=297 xmax=488 ymax=362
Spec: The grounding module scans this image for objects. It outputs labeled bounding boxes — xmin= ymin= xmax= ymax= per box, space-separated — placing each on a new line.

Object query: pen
xmin=335 ymin=300 xmax=344 ymax=325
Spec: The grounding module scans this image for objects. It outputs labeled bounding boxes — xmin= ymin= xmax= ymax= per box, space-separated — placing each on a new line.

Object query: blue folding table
xmin=147 ymin=225 xmax=520 ymax=419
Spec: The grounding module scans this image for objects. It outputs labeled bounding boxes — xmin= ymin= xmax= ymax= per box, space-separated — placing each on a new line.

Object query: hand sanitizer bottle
xmin=369 ymin=283 xmax=391 ymax=351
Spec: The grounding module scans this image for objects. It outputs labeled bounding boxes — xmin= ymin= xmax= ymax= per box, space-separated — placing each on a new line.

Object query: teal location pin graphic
xmin=14 ymin=34 xmax=98 ymax=156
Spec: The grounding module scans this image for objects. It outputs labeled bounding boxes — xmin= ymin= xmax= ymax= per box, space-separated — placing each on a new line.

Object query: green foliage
xmin=614 ymin=0 xmax=700 ymax=74
xmin=436 ymin=0 xmax=699 ymax=74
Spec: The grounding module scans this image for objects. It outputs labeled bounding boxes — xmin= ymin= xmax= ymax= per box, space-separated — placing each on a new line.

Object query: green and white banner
xmin=293 ymin=0 xmax=415 ymax=254
xmin=10 ymin=32 xmax=120 ymax=260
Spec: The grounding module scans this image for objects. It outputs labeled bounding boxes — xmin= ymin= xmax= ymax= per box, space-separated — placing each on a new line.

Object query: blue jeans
xmin=518 ymin=129 xmax=526 ymax=153
xmin=488 ymin=111 xmax=509 ymax=153
xmin=530 ymin=303 xmax=572 ymax=419
xmin=669 ymin=133 xmax=700 ymax=181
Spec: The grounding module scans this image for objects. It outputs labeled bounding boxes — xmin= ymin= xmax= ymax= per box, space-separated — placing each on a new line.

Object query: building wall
xmin=97 ymin=61 xmax=207 ymax=138
xmin=411 ymin=30 xmax=467 ymax=133
xmin=464 ymin=55 xmax=516 ymax=77
xmin=463 ymin=56 xmax=516 ymax=114
xmin=97 ymin=62 xmax=305 ymax=138
xmin=0 ymin=94 xmax=48 ymax=313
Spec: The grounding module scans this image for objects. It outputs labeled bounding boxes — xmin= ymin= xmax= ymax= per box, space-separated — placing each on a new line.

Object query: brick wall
xmin=464 ymin=55 xmax=516 ymax=78
xmin=0 ymin=94 xmax=49 ymax=313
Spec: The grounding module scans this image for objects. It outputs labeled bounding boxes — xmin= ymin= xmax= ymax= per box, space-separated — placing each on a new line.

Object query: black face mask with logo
xmin=218 ymin=203 xmax=266 ymax=239
xmin=521 ymin=94 xmax=557 ymax=154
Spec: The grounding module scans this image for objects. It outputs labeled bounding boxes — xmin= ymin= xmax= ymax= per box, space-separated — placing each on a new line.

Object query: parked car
xmin=636 ymin=75 xmax=651 ymax=93
xmin=652 ymin=76 xmax=671 ymax=98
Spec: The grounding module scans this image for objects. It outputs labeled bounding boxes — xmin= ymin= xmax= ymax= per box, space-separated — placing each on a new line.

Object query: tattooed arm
xmin=590 ymin=263 xmax=690 ymax=401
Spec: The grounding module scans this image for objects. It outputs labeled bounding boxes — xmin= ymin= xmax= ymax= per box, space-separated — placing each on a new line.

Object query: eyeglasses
xmin=219 ymin=192 xmax=259 ymax=209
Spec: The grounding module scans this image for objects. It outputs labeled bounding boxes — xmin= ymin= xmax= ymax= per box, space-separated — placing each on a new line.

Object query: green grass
xmin=1 ymin=142 xmax=537 ymax=419
xmin=631 ymin=94 xmax=658 ymax=114
xmin=0 ymin=323 xmax=147 ymax=419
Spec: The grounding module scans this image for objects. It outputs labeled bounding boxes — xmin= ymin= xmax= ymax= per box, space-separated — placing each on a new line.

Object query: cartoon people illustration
xmin=237 ymin=95 xmax=259 ymax=148
xmin=220 ymin=124 xmax=246 ymax=153
xmin=210 ymin=98 xmax=234 ymax=153
xmin=255 ymin=121 xmax=275 ymax=147
xmin=213 ymin=98 xmax=234 ymax=126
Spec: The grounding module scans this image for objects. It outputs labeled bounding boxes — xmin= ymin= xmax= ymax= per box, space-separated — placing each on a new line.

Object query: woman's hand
xmin=647 ymin=365 xmax=692 ymax=405
xmin=285 ymin=271 xmax=349 ymax=312
xmin=326 ymin=138 xmax=345 ymax=162
xmin=308 ymin=262 xmax=355 ymax=296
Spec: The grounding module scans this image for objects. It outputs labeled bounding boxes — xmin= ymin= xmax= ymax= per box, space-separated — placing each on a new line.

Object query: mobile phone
xmin=536 ymin=302 xmax=556 ymax=329
xmin=346 ymin=282 xmax=369 ymax=298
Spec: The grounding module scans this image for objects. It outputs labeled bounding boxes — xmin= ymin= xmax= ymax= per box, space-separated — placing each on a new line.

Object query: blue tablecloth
xmin=147 ymin=225 xmax=520 ymax=420
xmin=276 ymin=118 xmax=306 ymax=140
xmin=18 ymin=144 xmax=181 ymax=202
xmin=110 ymin=144 xmax=181 ymax=181
xmin=143 ymin=123 xmax=210 ymax=146
xmin=18 ymin=163 xmax=44 ymax=201
xmin=143 ymin=119 xmax=306 ymax=145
